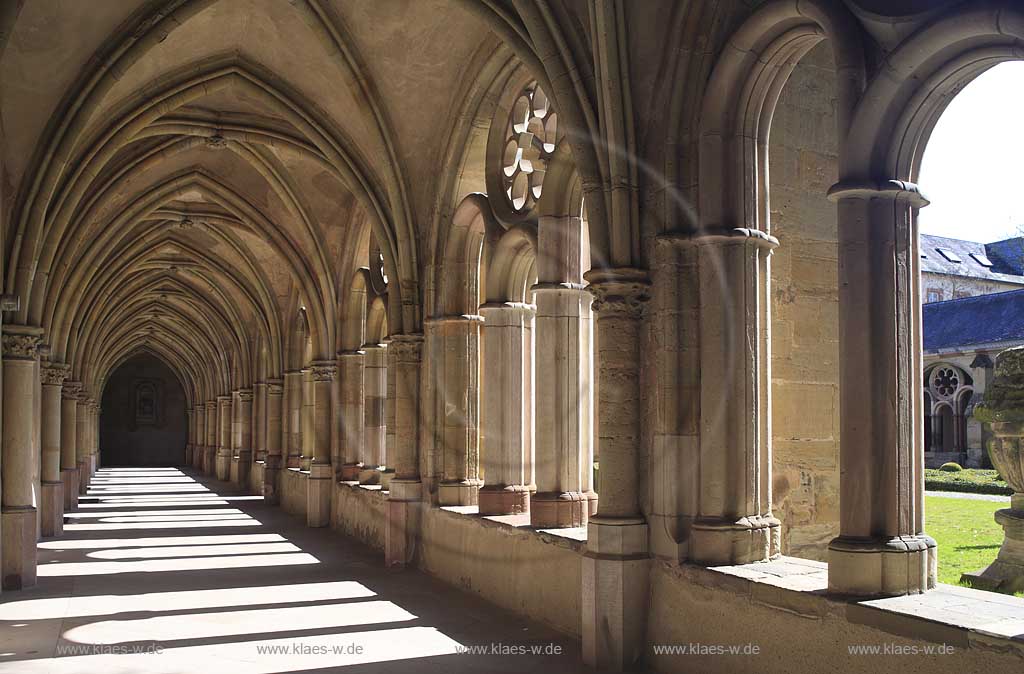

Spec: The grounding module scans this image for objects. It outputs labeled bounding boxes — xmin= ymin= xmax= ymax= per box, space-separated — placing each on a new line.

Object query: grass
xmin=926 ymin=494 xmax=1005 ymax=585
xmin=924 ymin=468 xmax=1012 ymax=495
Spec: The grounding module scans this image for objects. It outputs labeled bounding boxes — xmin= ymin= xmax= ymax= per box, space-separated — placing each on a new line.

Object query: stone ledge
xmin=436 ymin=504 xmax=587 ymax=552
xmin=337 ymin=481 xmax=388 ymax=501
xmin=687 ymin=556 xmax=1024 ymax=654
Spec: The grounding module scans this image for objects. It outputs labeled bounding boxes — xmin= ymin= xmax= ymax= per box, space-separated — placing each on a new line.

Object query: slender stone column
xmin=216 ymin=395 xmax=232 ymax=480
xmin=581 ymin=269 xmax=650 ymax=670
xmin=479 ymin=302 xmax=535 ymax=515
xmin=2 ymin=326 xmax=42 ymax=589
xmin=253 ymin=381 xmax=267 ymax=462
xmin=264 ymin=379 xmax=284 ymax=504
xmin=40 ymin=362 xmax=69 ymax=536
xmin=61 ymin=380 xmax=81 ymax=510
xmin=530 ymin=283 xmax=595 ymax=526
xmin=204 ymin=400 xmax=217 ymax=473
xmin=360 ymin=344 xmax=386 ymax=484
xmin=232 ymin=389 xmax=253 ymax=488
xmin=308 ymin=362 xmax=336 ymax=527
xmin=385 ymin=342 xmax=397 ymax=479
xmin=76 ymin=393 xmax=90 ymax=493
xmin=301 ymin=368 xmax=314 ymax=471
xmin=386 ymin=334 xmax=424 ymax=567
xmin=827 ymin=180 xmax=935 ymax=596
xmin=284 ymin=370 xmax=303 ymax=468
xmin=194 ymin=404 xmax=206 ymax=470
xmin=338 ymin=350 xmax=365 ymax=480
xmin=427 ymin=315 xmax=483 ymax=506
xmin=90 ymin=402 xmax=100 ymax=474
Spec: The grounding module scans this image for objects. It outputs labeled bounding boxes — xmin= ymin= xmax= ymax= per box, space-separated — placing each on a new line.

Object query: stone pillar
xmin=284 ymin=370 xmax=302 ymax=468
xmin=689 ymin=230 xmax=780 ymax=564
xmin=360 ymin=344 xmax=386 ymax=484
xmin=232 ymin=389 xmax=253 ymax=488
xmin=194 ymin=404 xmax=206 ymax=470
xmin=264 ymin=379 xmax=284 ymax=504
xmin=827 ymin=181 xmax=935 ymax=596
xmin=338 ymin=350 xmax=365 ymax=480
xmin=386 ymin=334 xmax=424 ymax=567
xmin=76 ymin=393 xmax=90 ymax=494
xmin=216 ymin=394 xmax=232 ymax=480
xmin=581 ymin=269 xmax=650 ymax=670
xmin=254 ymin=381 xmax=267 ymax=462
xmin=428 ymin=315 xmax=483 ymax=506
xmin=964 ymin=346 xmax=1024 ymax=593
xmin=86 ymin=402 xmax=98 ymax=476
xmin=60 ymin=380 xmax=81 ymax=510
xmin=40 ymin=362 xmax=69 ymax=537
xmin=530 ymin=284 xmax=595 ymax=526
xmin=478 ymin=302 xmax=535 ymax=515
xmin=204 ymin=400 xmax=217 ymax=473
xmin=184 ymin=407 xmax=194 ymax=466
xmin=301 ymin=368 xmax=314 ymax=471
xmin=2 ymin=326 xmax=42 ymax=590
xmin=308 ymin=362 xmax=336 ymax=527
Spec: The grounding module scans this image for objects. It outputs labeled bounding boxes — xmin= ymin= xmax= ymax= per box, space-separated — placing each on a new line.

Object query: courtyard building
xmin=1 ymin=1 xmax=1024 ymax=672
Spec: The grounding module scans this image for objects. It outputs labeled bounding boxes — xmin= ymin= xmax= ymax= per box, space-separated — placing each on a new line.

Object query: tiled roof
xmin=919 ymin=234 xmax=1024 ymax=283
xmin=923 ymin=288 xmax=1024 ymax=352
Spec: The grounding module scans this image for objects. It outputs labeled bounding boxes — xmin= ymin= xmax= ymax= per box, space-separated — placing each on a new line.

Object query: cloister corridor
xmin=0 ymin=467 xmax=591 ymax=673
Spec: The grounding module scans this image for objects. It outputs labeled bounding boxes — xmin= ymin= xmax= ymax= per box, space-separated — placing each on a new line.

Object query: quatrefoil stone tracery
xmin=501 ymin=83 xmax=557 ymax=214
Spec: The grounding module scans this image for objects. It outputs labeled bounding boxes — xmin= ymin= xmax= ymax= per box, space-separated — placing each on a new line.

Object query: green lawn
xmin=926 ymin=494 xmax=1004 ymax=585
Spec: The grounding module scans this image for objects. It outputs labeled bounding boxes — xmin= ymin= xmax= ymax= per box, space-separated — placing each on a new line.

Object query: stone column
xmin=204 ymin=400 xmax=217 ymax=473
xmin=284 ymin=370 xmax=303 ymax=468
xmin=581 ymin=269 xmax=650 ymax=670
xmin=478 ymin=302 xmax=535 ymax=515
xmin=385 ymin=342 xmax=397 ymax=488
xmin=232 ymin=389 xmax=253 ymax=488
xmin=360 ymin=344 xmax=386 ymax=484
xmin=264 ymin=378 xmax=284 ymax=504
xmin=965 ymin=346 xmax=1024 ymax=593
xmin=216 ymin=394 xmax=232 ymax=480
xmin=308 ymin=361 xmax=336 ymax=527
xmin=2 ymin=326 xmax=42 ymax=590
xmin=194 ymin=404 xmax=206 ymax=470
xmin=428 ymin=315 xmax=483 ymax=506
xmin=827 ymin=181 xmax=935 ymax=596
xmin=91 ymin=402 xmax=100 ymax=474
xmin=689 ymin=230 xmax=780 ymax=564
xmin=386 ymin=334 xmax=424 ymax=567
xmin=184 ymin=407 xmax=194 ymax=466
xmin=60 ymin=380 xmax=81 ymax=510
xmin=338 ymin=350 xmax=365 ymax=480
xmin=76 ymin=393 xmax=90 ymax=493
xmin=301 ymin=368 xmax=314 ymax=471
xmin=40 ymin=362 xmax=69 ymax=536
xmin=530 ymin=283 xmax=595 ymax=527
xmin=254 ymin=381 xmax=267 ymax=462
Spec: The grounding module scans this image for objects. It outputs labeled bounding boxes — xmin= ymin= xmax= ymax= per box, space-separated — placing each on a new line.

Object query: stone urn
xmin=963 ymin=346 xmax=1024 ymax=593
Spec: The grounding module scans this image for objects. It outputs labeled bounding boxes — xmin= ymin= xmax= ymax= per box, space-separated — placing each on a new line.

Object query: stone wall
xmin=767 ymin=41 xmax=841 ymax=560
xmin=922 ymin=273 xmax=1023 ymax=303
xmin=280 ymin=469 xmax=308 ymax=518
xmin=332 ymin=484 xmax=386 ymax=550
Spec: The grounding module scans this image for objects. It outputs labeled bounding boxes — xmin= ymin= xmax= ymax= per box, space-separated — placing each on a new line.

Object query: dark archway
xmin=100 ymin=353 xmax=188 ymax=466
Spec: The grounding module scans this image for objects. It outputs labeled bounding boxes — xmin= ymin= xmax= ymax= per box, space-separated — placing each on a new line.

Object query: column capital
xmin=311 ymin=361 xmax=337 ymax=382
xmin=40 ymin=362 xmax=71 ymax=386
xmin=236 ymin=388 xmax=254 ymax=402
xmin=217 ymin=394 xmax=232 ymax=403
xmin=827 ymin=178 xmax=929 ymax=207
xmin=266 ymin=378 xmax=284 ymax=395
xmin=584 ymin=267 xmax=651 ymax=318
xmin=1 ymin=327 xmax=42 ymax=360
xmin=388 ymin=333 xmax=424 ymax=363
xmin=655 ymin=227 xmax=779 ymax=250
xmin=62 ymin=380 xmax=83 ymax=400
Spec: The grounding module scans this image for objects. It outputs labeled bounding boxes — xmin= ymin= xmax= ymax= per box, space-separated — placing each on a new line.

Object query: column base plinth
xmin=479 ymin=485 xmax=531 ymax=516
xmin=438 ymin=479 xmax=483 ymax=506
xmin=262 ymin=457 xmax=281 ymax=505
xmin=77 ymin=460 xmax=90 ymax=494
xmin=690 ymin=514 xmax=780 ymax=565
xmin=41 ymin=481 xmax=64 ymax=537
xmin=962 ymin=507 xmax=1024 ymax=594
xmin=215 ymin=450 xmax=231 ymax=481
xmin=531 ymin=490 xmax=596 ymax=528
xmin=828 ymin=534 xmax=937 ymax=596
xmin=385 ymin=485 xmax=422 ymax=568
xmin=582 ymin=517 xmax=649 ymax=671
xmin=184 ymin=444 xmax=193 ymax=466
xmin=2 ymin=506 xmax=38 ymax=590
xmin=231 ymin=451 xmax=251 ymax=489
xmin=62 ymin=468 xmax=79 ymax=511
xmin=306 ymin=462 xmax=332 ymax=527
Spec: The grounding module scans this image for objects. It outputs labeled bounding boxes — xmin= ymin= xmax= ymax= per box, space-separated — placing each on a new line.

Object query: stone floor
xmin=0 ymin=467 xmax=598 ymax=673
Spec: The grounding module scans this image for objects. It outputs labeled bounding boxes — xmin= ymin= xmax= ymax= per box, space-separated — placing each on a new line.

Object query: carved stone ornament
xmin=237 ymin=389 xmax=254 ymax=402
xmin=62 ymin=380 xmax=83 ymax=400
xmin=585 ymin=268 xmax=651 ymax=319
xmin=311 ymin=362 xmax=338 ymax=382
xmin=40 ymin=362 xmax=71 ymax=386
xmin=2 ymin=333 xmax=41 ymax=359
